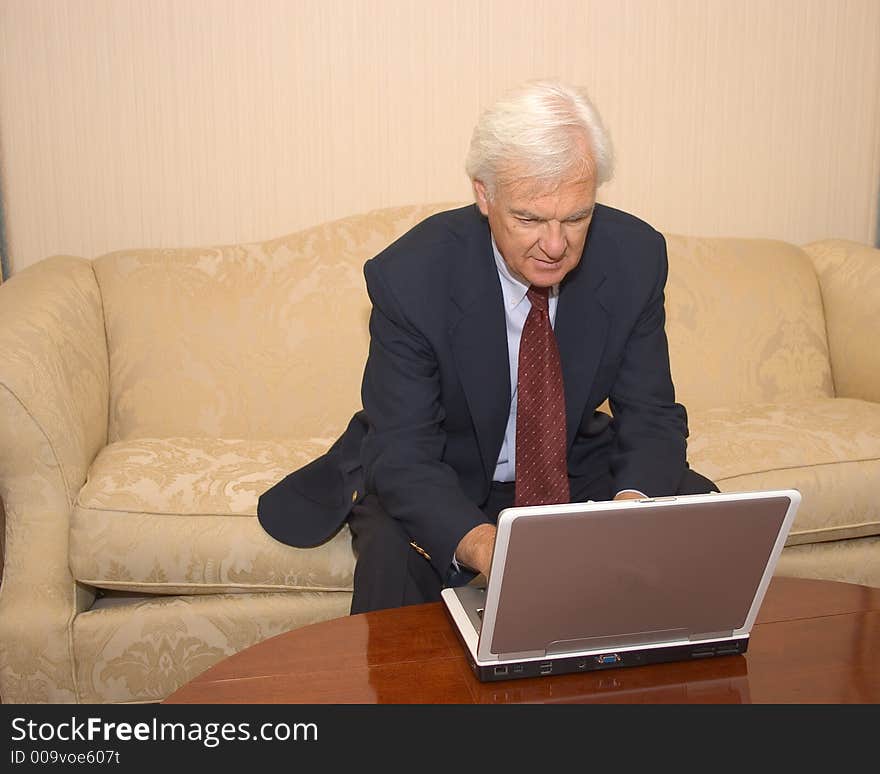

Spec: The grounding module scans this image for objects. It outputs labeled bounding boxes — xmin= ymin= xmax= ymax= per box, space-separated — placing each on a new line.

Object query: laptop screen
xmin=485 ymin=494 xmax=794 ymax=657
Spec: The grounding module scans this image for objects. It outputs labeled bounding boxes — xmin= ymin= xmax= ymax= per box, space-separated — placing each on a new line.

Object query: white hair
xmin=465 ymin=79 xmax=614 ymax=197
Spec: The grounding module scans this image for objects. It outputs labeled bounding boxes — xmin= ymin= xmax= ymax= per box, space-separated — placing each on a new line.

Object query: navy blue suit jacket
xmin=258 ymin=204 xmax=689 ymax=576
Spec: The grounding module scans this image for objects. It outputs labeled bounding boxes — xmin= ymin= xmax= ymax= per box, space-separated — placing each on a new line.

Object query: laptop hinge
xmin=688 ymin=631 xmax=734 ymax=642
xmin=545 ymin=628 xmax=690 ymax=655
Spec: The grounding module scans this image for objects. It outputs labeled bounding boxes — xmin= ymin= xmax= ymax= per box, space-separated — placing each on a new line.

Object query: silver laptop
xmin=441 ymin=489 xmax=800 ymax=681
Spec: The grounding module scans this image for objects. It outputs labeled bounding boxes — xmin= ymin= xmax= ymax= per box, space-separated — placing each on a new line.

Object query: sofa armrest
xmin=803 ymin=239 xmax=880 ymax=403
xmin=0 ymin=256 xmax=109 ymax=702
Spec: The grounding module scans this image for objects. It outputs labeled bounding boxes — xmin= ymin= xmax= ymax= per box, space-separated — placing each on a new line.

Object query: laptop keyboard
xmin=454 ymin=586 xmax=487 ymax=633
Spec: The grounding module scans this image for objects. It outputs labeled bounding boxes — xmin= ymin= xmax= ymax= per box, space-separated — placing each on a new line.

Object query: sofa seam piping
xmin=713 ymin=454 xmax=880 ymax=483
xmin=803 ymin=242 xmax=839 ymax=398
xmin=74 ymin=505 xmax=271 ymax=519
xmin=90 ymin=259 xmax=112 ymax=450
xmin=0 ymin=382 xmax=74 ymax=508
xmin=78 ymin=581 xmax=353 ymax=595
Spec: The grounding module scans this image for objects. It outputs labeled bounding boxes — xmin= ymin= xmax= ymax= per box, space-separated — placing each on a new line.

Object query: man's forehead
xmin=499 ymin=175 xmax=596 ymax=215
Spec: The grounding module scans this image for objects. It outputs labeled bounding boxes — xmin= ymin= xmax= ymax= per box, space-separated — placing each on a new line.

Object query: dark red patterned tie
xmin=514 ymin=286 xmax=570 ymax=506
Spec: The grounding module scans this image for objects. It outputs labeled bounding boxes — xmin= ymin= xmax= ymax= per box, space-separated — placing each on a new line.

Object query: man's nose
xmin=539 ymin=222 xmax=566 ymax=259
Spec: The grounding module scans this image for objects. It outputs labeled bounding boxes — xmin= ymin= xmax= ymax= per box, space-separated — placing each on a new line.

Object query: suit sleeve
xmin=360 ymin=261 xmax=489 ymax=577
xmin=608 ymin=232 xmax=688 ymax=496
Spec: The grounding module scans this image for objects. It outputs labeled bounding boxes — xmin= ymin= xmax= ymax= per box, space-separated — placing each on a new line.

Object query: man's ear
xmin=472 ymin=179 xmax=490 ymax=217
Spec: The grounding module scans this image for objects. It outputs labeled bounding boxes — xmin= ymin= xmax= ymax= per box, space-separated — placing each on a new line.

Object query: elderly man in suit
xmin=258 ymin=79 xmax=717 ymax=614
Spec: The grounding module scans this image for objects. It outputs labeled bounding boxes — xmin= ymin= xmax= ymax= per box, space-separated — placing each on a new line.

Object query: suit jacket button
xmin=351 ymin=489 xmax=358 ymax=502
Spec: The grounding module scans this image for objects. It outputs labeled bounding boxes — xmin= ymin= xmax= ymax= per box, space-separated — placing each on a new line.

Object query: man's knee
xmin=348 ymin=495 xmax=444 ymax=614
xmin=349 ymin=495 xmax=411 ymax=557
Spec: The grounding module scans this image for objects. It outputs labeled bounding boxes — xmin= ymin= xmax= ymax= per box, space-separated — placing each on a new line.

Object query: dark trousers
xmin=348 ymin=468 xmax=718 ymax=615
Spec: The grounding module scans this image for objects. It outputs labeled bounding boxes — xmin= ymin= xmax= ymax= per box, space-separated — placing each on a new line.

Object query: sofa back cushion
xmin=94 ymin=203 xmax=455 ymax=442
xmin=802 ymin=239 xmax=880 ymax=404
xmin=95 ymin=204 xmax=834 ymax=441
xmin=664 ymin=235 xmax=833 ymax=412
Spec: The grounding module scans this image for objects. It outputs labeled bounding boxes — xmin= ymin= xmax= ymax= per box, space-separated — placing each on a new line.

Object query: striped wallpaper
xmin=0 ymin=0 xmax=878 ymax=274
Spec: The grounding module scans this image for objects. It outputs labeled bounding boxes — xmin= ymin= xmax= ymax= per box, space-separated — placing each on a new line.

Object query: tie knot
xmin=527 ymin=285 xmax=550 ymax=312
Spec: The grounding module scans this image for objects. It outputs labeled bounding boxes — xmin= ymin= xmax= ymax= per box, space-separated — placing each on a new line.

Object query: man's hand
xmin=613 ymin=490 xmax=645 ymax=501
xmin=455 ymin=523 xmax=497 ymax=577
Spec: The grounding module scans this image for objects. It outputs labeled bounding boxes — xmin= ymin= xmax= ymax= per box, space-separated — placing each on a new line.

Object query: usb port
xmin=539 ymin=662 xmax=553 ymax=675
xmin=512 ymin=665 xmax=524 ymax=673
xmin=494 ymin=665 xmax=508 ymax=676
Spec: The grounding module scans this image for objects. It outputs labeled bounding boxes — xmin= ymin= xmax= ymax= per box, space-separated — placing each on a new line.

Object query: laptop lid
xmin=475 ymin=489 xmax=800 ymax=663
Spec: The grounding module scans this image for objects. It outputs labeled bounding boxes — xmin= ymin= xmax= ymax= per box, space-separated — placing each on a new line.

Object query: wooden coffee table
xmin=164 ymin=577 xmax=880 ymax=704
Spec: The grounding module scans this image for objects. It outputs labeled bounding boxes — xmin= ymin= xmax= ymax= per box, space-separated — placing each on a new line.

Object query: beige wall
xmin=1 ymin=0 xmax=878 ymax=275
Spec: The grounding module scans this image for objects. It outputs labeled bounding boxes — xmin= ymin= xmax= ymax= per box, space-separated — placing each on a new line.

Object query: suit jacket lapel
xmin=449 ymin=209 xmax=510 ymax=482
xmin=555 ymin=225 xmax=613 ymax=449
xmin=447 ymin=206 xmax=616 ymax=476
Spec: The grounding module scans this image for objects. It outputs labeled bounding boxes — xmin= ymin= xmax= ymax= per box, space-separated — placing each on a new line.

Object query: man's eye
xmin=516 ymin=217 xmax=535 ymax=224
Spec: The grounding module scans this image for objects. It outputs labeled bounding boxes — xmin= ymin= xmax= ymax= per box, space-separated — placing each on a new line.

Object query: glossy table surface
xmin=164 ymin=577 xmax=880 ymax=704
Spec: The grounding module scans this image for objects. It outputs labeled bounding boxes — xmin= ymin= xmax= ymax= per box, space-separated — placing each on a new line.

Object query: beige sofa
xmin=1 ymin=202 xmax=879 ymax=704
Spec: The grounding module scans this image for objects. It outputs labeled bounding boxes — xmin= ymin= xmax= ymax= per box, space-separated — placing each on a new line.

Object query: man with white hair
xmin=258 ymin=80 xmax=717 ymax=613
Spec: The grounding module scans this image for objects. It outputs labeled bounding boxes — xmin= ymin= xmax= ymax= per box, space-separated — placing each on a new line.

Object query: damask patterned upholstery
xmin=0 ymin=204 xmax=878 ymax=703
xmin=71 ymin=438 xmax=355 ymax=595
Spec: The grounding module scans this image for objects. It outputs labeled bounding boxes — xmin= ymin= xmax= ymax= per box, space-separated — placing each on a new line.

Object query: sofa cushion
xmin=93 ymin=203 xmax=456 ymax=444
xmin=70 ymin=397 xmax=880 ymax=593
xmin=687 ymin=398 xmax=880 ymax=544
xmin=803 ymin=239 xmax=880 ymax=404
xmin=70 ymin=438 xmax=356 ymax=595
xmin=775 ymin=535 xmax=880 ymax=589
xmin=664 ymin=235 xmax=833 ymax=413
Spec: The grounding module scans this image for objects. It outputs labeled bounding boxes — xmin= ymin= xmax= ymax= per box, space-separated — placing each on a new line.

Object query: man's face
xmin=474 ymin=170 xmax=597 ymax=288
